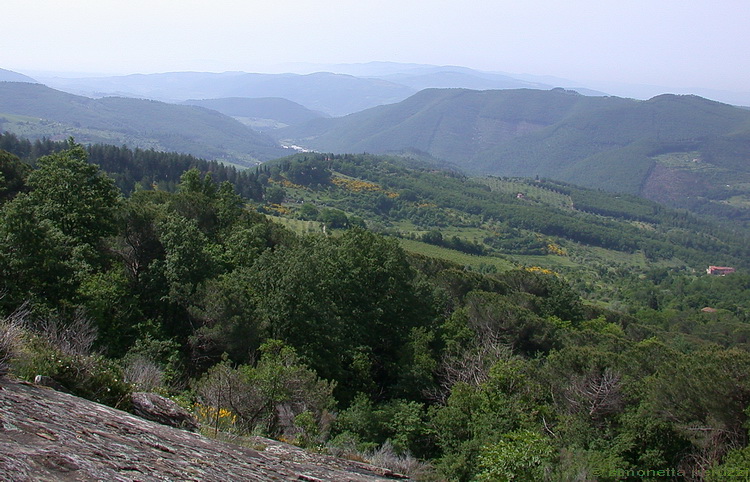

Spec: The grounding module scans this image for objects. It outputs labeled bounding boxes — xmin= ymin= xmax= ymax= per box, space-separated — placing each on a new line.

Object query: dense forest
xmin=0 ymin=132 xmax=266 ymax=199
xmin=2 ymin=139 xmax=750 ymax=480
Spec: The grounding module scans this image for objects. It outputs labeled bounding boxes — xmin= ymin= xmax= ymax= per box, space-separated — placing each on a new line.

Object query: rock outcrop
xmin=130 ymin=391 xmax=200 ymax=432
xmin=0 ymin=379 xmax=406 ymax=481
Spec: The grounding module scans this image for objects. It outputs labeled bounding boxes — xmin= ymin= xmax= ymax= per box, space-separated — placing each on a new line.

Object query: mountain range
xmin=37 ymin=62 xmax=750 ymax=111
xmin=29 ymin=64 xmax=610 ymax=117
xmin=40 ymin=71 xmax=415 ymax=117
xmin=0 ymin=82 xmax=288 ymax=165
xmin=274 ymin=88 xmax=750 ymax=218
xmin=3 ymin=63 xmax=750 ymax=221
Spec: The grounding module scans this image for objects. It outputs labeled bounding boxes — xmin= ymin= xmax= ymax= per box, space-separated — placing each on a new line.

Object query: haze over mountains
xmin=2 ymin=62 xmax=750 ymax=219
xmin=0 ymin=82 xmax=288 ymax=165
xmin=0 ymin=67 xmax=38 ymax=84
xmin=182 ymin=97 xmax=327 ymax=131
xmin=40 ymin=71 xmax=415 ymax=117
xmin=36 ymin=62 xmax=750 ymax=111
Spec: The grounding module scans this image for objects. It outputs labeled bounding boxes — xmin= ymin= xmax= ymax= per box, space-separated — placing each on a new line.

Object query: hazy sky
xmin=3 ymin=0 xmax=748 ymax=92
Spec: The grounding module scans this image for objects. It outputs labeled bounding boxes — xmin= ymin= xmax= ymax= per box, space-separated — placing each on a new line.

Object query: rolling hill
xmin=42 ymin=71 xmax=416 ymax=116
xmin=257 ymin=152 xmax=750 ymax=280
xmin=0 ymin=82 xmax=288 ymax=165
xmin=274 ymin=88 xmax=750 ymax=220
xmin=37 ymin=64 xmax=605 ymax=118
xmin=182 ymin=97 xmax=327 ymax=130
xmin=0 ymin=68 xmax=38 ymax=83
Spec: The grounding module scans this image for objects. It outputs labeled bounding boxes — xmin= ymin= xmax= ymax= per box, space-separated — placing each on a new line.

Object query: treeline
xmin=420 ymin=230 xmax=487 ymax=255
xmin=0 ymin=132 xmax=265 ymax=200
xmin=3 ymin=145 xmax=750 ymax=478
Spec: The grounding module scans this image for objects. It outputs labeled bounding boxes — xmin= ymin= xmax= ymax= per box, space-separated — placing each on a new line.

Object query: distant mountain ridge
xmin=0 ymin=68 xmax=38 ymax=83
xmin=42 ymin=71 xmax=415 ymax=116
xmin=0 ymin=82 xmax=288 ymax=164
xmin=274 ymin=88 xmax=750 ymax=219
xmin=35 ymin=64 xmax=604 ymax=117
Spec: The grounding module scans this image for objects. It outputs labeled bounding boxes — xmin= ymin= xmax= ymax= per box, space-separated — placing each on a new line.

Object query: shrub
xmin=122 ymin=355 xmax=164 ymax=392
xmin=0 ymin=304 xmax=28 ymax=377
xmin=476 ymin=429 xmax=555 ymax=481
xmin=194 ymin=340 xmax=336 ymax=439
xmin=31 ymin=309 xmax=97 ymax=356
xmin=333 ymin=395 xmax=431 ymax=458
xmin=365 ymin=441 xmax=436 ymax=480
xmin=14 ymin=336 xmax=132 ymax=409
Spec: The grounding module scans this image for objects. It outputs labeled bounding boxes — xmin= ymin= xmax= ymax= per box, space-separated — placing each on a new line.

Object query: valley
xmin=4 ymin=68 xmax=750 ymax=227
xmin=2 ymin=62 xmax=750 ymax=480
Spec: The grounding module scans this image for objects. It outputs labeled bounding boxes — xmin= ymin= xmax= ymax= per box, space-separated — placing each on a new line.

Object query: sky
xmin=3 ymin=0 xmax=749 ymax=93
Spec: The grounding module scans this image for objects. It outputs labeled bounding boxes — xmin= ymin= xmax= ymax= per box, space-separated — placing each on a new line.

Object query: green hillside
xmin=258 ymin=153 xmax=750 ymax=287
xmin=275 ymin=89 xmax=750 ymax=221
xmin=275 ymin=88 xmax=620 ymax=159
xmin=0 ymin=82 xmax=289 ymax=165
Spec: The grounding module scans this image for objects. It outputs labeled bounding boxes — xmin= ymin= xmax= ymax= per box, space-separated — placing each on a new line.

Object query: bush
xmin=194 ymin=340 xmax=336 ymax=439
xmin=122 ymin=355 xmax=164 ymax=392
xmin=476 ymin=430 xmax=555 ymax=481
xmin=0 ymin=304 xmax=28 ymax=377
xmin=14 ymin=335 xmax=132 ymax=409
xmin=333 ymin=395 xmax=432 ymax=458
xmin=32 ymin=309 xmax=97 ymax=356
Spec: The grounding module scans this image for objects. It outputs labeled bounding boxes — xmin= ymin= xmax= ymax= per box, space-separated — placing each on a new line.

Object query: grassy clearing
xmin=397 ymin=238 xmax=515 ymax=271
xmin=722 ymin=195 xmax=750 ymax=208
xmin=264 ymin=215 xmax=323 ymax=235
xmin=654 ymin=152 xmax=750 ymax=185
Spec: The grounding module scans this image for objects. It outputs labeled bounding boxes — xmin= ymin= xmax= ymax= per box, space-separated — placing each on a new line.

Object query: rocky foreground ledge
xmin=0 ymin=379 xmax=406 ymax=481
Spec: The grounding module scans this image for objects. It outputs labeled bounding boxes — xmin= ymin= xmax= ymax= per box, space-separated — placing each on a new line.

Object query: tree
xmin=170 ymin=169 xmax=219 ymax=235
xmin=298 ymin=202 xmax=319 ymax=221
xmin=0 ymin=150 xmax=30 ymax=203
xmin=318 ymin=208 xmax=349 ymax=229
xmin=25 ymin=142 xmax=120 ymax=247
xmin=286 ymin=159 xmax=331 ymax=186
xmin=155 ymin=212 xmax=220 ymax=306
xmin=188 ymin=269 xmax=261 ymax=366
xmin=249 ymin=229 xmax=435 ymax=402
xmin=264 ymin=185 xmax=285 ymax=204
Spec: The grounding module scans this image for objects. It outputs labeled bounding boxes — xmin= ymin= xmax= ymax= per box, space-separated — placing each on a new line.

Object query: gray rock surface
xmin=130 ymin=391 xmax=200 ymax=432
xmin=0 ymin=379 xmax=407 ymax=481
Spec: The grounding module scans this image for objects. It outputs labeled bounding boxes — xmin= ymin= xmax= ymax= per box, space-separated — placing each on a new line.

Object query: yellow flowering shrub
xmin=331 ymin=176 xmax=399 ymax=198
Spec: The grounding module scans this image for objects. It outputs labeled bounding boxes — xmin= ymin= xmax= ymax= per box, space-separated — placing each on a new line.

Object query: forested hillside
xmin=3 ymin=142 xmax=750 ymax=480
xmin=0 ymin=82 xmax=289 ymax=165
xmin=0 ymin=132 xmax=266 ymax=199
xmin=275 ymin=89 xmax=750 ymax=223
xmin=261 ymin=152 xmax=750 ymax=273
